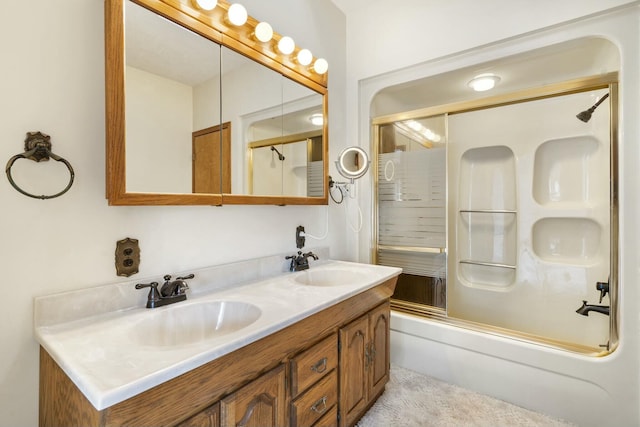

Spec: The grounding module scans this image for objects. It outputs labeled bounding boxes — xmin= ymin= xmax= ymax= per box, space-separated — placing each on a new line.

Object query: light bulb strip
xmin=180 ymin=0 xmax=328 ymax=84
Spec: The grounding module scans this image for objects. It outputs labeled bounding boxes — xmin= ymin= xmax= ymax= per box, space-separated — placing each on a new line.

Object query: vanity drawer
xmin=291 ymin=370 xmax=337 ymax=427
xmin=291 ymin=333 xmax=337 ymax=396
xmin=312 ymin=405 xmax=338 ymax=427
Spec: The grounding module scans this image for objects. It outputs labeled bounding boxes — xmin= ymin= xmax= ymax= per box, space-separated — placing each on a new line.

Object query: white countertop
xmin=34 ymin=259 xmax=401 ymax=410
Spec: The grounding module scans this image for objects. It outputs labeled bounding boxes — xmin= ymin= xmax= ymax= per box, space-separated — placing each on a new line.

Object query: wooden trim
xmin=108 ymin=192 xmax=223 ymax=206
xmin=104 ymin=0 xmax=125 ymax=201
xmin=40 ymin=278 xmax=397 ymax=427
xmin=221 ymin=194 xmax=327 ymax=206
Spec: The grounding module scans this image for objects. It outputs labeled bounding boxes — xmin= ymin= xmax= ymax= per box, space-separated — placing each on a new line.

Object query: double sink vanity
xmin=36 ymin=252 xmax=400 ymax=426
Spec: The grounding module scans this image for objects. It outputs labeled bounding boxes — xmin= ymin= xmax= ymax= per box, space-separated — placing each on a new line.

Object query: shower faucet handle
xmin=596 ymin=280 xmax=609 ymax=303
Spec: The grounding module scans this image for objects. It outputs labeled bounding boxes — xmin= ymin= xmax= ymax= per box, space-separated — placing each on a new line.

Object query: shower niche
xmin=458 ymin=146 xmax=517 ymax=289
xmin=533 ymin=136 xmax=604 ymax=205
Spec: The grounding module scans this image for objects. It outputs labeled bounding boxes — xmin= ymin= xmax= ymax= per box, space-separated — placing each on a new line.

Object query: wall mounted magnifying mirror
xmin=335 ymin=146 xmax=370 ymax=182
xmin=105 ymin=0 xmax=328 ymax=206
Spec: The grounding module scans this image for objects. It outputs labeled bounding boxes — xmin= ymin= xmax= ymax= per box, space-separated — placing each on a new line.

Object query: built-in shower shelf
xmin=459 ymin=259 xmax=516 ymax=269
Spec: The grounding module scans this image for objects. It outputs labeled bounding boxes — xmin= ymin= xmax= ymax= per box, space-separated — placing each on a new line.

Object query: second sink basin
xmin=132 ymin=301 xmax=261 ymax=347
xmin=294 ymin=268 xmax=363 ymax=287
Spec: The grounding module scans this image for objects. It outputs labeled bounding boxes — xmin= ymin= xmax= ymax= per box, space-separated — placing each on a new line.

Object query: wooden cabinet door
xmin=220 ymin=365 xmax=286 ymax=427
xmin=177 ymin=403 xmax=220 ymax=427
xmin=192 ymin=122 xmax=231 ymax=194
xmin=338 ymin=314 xmax=368 ymax=427
xmin=368 ymin=302 xmax=390 ymax=401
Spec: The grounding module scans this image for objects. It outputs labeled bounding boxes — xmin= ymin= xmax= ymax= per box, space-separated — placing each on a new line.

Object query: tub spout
xmin=576 ymin=300 xmax=610 ymax=316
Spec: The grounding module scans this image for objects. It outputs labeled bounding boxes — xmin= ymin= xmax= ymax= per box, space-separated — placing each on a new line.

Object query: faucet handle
xmin=135 ymin=281 xmax=159 ymax=290
xmin=303 ymin=251 xmax=319 ymax=260
xmin=176 ymin=273 xmax=195 ymax=280
xmin=596 ymin=280 xmax=609 ymax=303
xmin=135 ymin=282 xmax=161 ymax=308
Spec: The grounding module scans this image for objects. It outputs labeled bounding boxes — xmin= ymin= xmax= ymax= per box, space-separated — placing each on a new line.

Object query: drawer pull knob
xmin=311 ymin=357 xmax=328 ymax=374
xmin=311 ymin=396 xmax=327 ymax=413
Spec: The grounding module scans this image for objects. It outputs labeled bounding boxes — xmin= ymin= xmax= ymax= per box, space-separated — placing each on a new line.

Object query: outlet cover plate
xmin=115 ymin=237 xmax=140 ymax=277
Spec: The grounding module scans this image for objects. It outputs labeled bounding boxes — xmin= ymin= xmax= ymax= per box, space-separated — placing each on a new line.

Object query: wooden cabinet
xmin=39 ymin=278 xmax=396 ymax=427
xmin=290 ymin=333 xmax=338 ymax=426
xmin=338 ymin=302 xmax=390 ymax=427
xmin=177 ymin=403 xmax=219 ymax=427
xmin=220 ymin=365 xmax=287 ymax=427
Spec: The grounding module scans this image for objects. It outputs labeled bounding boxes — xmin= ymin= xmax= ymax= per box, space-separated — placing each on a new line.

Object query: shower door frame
xmin=372 ymin=72 xmax=619 ymax=355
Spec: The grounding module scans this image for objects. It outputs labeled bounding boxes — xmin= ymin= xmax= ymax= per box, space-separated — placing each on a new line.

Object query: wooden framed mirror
xmin=105 ymin=0 xmax=328 ymax=205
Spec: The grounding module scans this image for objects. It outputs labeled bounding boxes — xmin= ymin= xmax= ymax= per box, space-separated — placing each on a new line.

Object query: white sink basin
xmin=132 ymin=301 xmax=261 ymax=347
xmin=294 ymin=268 xmax=363 ymax=287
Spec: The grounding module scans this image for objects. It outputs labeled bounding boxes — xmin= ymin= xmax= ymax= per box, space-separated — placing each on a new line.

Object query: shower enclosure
xmin=373 ymin=75 xmax=618 ymax=354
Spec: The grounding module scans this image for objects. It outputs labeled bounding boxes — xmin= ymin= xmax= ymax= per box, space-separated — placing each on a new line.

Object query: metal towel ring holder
xmin=5 ymin=131 xmax=75 ymax=200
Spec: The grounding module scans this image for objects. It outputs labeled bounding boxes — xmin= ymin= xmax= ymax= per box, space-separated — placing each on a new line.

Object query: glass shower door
xmin=375 ymin=115 xmax=448 ymax=312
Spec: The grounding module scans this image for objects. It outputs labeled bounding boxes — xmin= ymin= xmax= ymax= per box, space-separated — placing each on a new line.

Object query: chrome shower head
xmin=576 ymin=93 xmax=609 ymax=123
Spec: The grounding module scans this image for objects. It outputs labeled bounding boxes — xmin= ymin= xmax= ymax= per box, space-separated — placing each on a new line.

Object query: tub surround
xmin=34 ymin=250 xmax=400 ymax=411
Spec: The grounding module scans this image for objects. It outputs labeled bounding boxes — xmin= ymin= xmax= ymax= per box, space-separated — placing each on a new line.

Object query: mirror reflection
xmin=125 ymin=1 xmax=222 ymax=193
xmin=120 ymin=0 xmax=326 ymax=201
xmin=222 ymin=47 xmax=324 ymax=197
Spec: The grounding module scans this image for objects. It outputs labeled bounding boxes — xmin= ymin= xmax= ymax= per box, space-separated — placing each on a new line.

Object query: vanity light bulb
xmin=194 ymin=0 xmax=217 ymax=10
xmin=313 ymin=58 xmax=328 ymax=75
xmin=297 ymin=49 xmax=313 ymax=66
xmin=228 ymin=3 xmax=248 ymax=26
xmin=255 ymin=22 xmax=273 ymax=42
xmin=278 ymin=36 xmax=295 ymax=55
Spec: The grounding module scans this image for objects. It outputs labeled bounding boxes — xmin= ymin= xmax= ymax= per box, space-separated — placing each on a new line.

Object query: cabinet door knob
xmin=311 ymin=357 xmax=328 ymax=374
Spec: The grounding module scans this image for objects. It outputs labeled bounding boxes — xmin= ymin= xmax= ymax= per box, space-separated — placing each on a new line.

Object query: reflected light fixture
xmin=228 ymin=3 xmax=248 ymax=26
xmin=467 ymin=73 xmax=501 ymax=92
xmin=313 ymin=58 xmax=328 ymax=75
xmin=254 ymin=22 xmax=273 ymax=42
xmin=278 ymin=36 xmax=295 ymax=55
xmin=297 ymin=49 xmax=313 ymax=66
xmin=194 ymin=0 xmax=217 ymax=10
xmin=309 ymin=113 xmax=323 ymax=126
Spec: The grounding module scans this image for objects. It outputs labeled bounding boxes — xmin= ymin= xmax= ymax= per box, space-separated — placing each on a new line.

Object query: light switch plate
xmin=115 ymin=237 xmax=140 ymax=277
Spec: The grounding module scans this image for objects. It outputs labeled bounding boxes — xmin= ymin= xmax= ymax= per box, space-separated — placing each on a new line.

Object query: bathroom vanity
xmin=35 ymin=258 xmax=400 ymax=427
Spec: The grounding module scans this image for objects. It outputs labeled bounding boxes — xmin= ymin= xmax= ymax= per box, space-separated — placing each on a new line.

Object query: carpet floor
xmin=355 ymin=365 xmax=576 ymax=427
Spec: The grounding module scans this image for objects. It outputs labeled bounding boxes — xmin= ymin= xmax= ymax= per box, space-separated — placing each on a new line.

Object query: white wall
xmin=0 ymin=1 xmax=345 ymax=426
xmin=126 ymin=66 xmax=193 ymax=193
xmin=339 ymin=0 xmax=640 ymax=425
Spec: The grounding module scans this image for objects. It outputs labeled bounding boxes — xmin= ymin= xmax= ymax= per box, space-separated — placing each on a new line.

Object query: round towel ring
xmin=5 ymin=132 xmax=75 ymax=200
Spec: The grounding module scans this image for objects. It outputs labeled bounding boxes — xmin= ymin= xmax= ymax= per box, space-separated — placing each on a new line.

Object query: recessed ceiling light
xmin=309 ymin=113 xmax=323 ymax=126
xmin=468 ymin=73 xmax=501 ymax=92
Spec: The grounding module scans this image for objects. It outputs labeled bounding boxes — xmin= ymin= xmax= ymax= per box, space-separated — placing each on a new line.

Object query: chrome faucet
xmin=286 ymin=251 xmax=318 ymax=272
xmin=135 ymin=273 xmax=194 ymax=308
